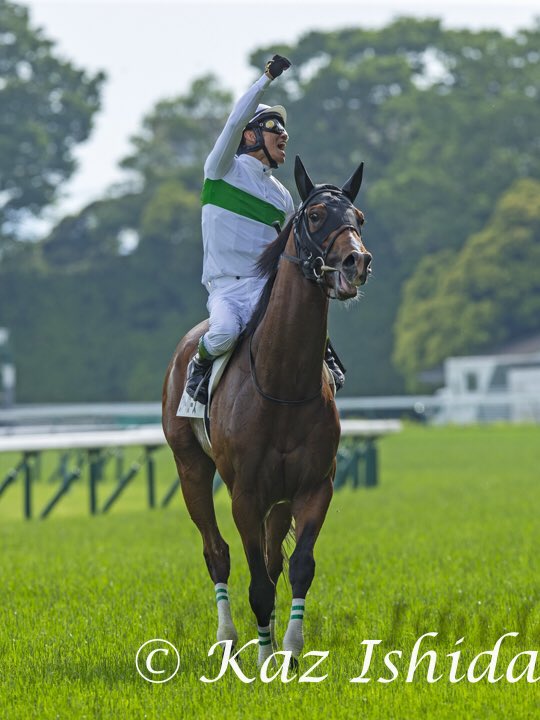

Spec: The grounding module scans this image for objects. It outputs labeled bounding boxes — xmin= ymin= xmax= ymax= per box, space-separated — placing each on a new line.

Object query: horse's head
xmin=293 ymin=156 xmax=372 ymax=300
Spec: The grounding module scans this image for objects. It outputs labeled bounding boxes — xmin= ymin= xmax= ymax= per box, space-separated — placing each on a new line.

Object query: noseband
xmin=282 ymin=185 xmax=362 ymax=283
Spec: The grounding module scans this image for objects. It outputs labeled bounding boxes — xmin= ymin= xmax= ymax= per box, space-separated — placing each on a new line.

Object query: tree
xmin=394 ymin=178 xmax=540 ymax=388
xmin=250 ymin=18 xmax=540 ymax=393
xmin=0 ymin=0 xmax=105 ymax=243
xmin=3 ymin=18 xmax=540 ymax=400
xmin=40 ymin=74 xmax=231 ymax=271
xmin=120 ymin=74 xmax=233 ymax=193
xmin=41 ymin=193 xmax=143 ymax=269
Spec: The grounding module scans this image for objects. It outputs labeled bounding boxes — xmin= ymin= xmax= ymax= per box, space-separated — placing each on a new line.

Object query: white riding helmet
xmin=248 ymin=103 xmax=287 ymax=126
xmin=238 ymin=103 xmax=288 ymax=168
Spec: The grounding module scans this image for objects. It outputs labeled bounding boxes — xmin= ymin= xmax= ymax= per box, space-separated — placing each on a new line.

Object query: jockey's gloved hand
xmin=265 ymin=54 xmax=291 ymax=80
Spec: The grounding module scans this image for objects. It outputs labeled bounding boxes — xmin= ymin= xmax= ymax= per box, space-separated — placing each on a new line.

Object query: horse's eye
xmin=309 ymin=212 xmax=320 ymax=222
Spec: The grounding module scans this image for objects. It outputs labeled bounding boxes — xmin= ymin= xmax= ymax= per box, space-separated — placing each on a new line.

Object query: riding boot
xmin=185 ymin=353 xmax=213 ymax=404
xmin=325 ymin=342 xmax=345 ymax=392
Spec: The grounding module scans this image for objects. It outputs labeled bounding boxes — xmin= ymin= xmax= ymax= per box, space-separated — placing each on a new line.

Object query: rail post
xmin=23 ymin=451 xmax=36 ymax=520
xmin=146 ymin=446 xmax=156 ymax=509
xmin=88 ymin=448 xmax=101 ymax=515
xmin=161 ymin=477 xmax=180 ymax=508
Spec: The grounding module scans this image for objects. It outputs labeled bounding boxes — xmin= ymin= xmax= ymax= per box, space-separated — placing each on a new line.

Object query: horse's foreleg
xmin=175 ymin=452 xmax=238 ymax=646
xmin=283 ymin=477 xmax=333 ymax=660
xmin=265 ymin=502 xmax=293 ymax=651
xmin=232 ymin=494 xmax=276 ymax=666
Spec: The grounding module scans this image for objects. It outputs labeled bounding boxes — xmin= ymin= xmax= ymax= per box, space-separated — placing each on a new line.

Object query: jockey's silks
xmin=201 ymin=73 xmax=294 ymax=287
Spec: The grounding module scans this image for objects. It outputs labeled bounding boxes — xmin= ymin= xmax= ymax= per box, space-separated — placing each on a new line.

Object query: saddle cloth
xmin=177 ymin=351 xmax=335 ymax=459
xmin=176 ymin=350 xmax=234 ymax=458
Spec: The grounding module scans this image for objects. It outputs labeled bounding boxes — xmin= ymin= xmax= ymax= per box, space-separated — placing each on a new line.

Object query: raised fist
xmin=265 ymin=54 xmax=292 ymax=80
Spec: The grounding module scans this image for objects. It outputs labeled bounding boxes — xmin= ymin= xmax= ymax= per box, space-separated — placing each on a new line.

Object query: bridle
xmin=281 ymin=185 xmax=363 ymax=284
xmin=249 ymin=185 xmax=363 ymax=405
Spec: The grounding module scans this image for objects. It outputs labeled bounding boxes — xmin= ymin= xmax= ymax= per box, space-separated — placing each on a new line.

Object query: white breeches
xmin=204 ymin=276 xmax=266 ymax=357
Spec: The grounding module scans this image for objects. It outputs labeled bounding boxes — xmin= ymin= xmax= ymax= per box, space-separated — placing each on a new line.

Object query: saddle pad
xmin=176 ymin=348 xmax=234 ymax=419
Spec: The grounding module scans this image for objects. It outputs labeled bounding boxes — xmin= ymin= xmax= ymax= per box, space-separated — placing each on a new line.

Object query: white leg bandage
xmin=282 ymin=598 xmax=305 ymax=658
xmin=215 ymin=583 xmax=238 ymax=646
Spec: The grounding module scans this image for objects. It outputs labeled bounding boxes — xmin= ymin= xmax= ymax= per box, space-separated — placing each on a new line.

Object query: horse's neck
xmin=253 ymin=234 xmax=329 ymax=398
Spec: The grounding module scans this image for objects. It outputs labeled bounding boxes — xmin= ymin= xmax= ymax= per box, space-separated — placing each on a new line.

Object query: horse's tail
xmin=280 ymin=519 xmax=296 ymax=589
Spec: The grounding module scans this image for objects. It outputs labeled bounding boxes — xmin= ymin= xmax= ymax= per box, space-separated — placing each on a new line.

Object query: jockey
xmin=186 ymin=54 xmax=345 ymax=404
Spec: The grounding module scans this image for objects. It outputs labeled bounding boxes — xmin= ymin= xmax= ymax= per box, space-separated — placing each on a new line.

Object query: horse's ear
xmin=341 ymin=162 xmax=364 ymax=203
xmin=294 ymin=155 xmax=315 ymax=202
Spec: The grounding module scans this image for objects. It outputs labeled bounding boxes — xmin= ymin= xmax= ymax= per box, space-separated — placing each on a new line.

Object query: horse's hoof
xmin=290 ymin=656 xmax=299 ymax=673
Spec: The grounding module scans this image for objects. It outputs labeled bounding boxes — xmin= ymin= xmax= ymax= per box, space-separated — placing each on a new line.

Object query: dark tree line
xmin=1 ymin=6 xmax=539 ymax=401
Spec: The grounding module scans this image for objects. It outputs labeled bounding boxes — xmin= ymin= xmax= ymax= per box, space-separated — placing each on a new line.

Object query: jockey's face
xmin=243 ymin=127 xmax=288 ymax=167
xmin=262 ymin=128 xmax=288 ymax=166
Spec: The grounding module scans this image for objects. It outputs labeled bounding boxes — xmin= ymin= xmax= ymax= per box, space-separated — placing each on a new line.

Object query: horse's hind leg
xmin=283 ymin=478 xmax=333 ymax=660
xmin=265 ymin=502 xmax=292 ymax=650
xmin=174 ymin=447 xmax=238 ymax=646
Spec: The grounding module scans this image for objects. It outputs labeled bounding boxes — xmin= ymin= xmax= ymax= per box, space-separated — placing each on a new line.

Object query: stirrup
xmin=325 ymin=340 xmax=346 ymax=393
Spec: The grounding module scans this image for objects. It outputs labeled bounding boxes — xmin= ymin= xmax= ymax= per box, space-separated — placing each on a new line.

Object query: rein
xmin=249 ymin=334 xmax=323 ymax=405
xmin=249 ymin=186 xmax=358 ymax=405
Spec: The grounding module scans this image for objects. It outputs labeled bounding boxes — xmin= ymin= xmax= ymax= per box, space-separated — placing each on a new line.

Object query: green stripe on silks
xmin=259 ymin=639 xmax=272 ymax=646
xmin=258 ymin=631 xmax=271 ymax=638
xmin=201 ymin=179 xmax=286 ymax=227
xmin=291 ymin=605 xmax=304 ymax=611
xmin=290 ymin=614 xmax=304 ymax=620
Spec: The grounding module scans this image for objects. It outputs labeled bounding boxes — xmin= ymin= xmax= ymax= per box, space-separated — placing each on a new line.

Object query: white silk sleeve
xmin=204 ymin=74 xmax=271 ymax=180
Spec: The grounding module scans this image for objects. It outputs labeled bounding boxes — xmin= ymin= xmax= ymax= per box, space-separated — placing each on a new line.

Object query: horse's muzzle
xmin=342 ymin=251 xmax=372 ymax=287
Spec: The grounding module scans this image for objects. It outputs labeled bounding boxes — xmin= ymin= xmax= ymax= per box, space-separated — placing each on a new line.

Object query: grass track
xmin=1 ymin=424 xmax=539 ymax=718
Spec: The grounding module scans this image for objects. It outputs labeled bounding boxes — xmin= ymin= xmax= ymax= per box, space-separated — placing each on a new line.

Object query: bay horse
xmin=162 ymin=156 xmax=372 ymax=666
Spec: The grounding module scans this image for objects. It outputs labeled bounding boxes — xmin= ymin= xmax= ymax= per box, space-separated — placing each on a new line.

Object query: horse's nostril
xmin=364 ymin=252 xmax=373 ymax=269
xmin=343 ymin=252 xmax=360 ymax=268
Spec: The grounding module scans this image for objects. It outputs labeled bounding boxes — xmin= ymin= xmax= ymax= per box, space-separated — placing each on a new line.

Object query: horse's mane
xmin=243 ymin=218 xmax=294 ymax=338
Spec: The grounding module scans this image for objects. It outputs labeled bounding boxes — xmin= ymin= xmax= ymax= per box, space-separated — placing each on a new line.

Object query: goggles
xmin=255 ymin=116 xmax=287 ymax=135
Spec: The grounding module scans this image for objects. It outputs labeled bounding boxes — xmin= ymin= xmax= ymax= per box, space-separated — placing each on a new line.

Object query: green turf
xmin=1 ymin=424 xmax=539 ymax=719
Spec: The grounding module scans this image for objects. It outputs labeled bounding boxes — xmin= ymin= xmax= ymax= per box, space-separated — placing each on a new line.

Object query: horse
xmin=162 ymin=156 xmax=372 ymax=667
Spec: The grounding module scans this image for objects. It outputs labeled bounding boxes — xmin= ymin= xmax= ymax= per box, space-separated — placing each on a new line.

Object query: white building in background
xmin=0 ymin=327 xmax=16 ymax=407
xmin=436 ymin=334 xmax=540 ymax=423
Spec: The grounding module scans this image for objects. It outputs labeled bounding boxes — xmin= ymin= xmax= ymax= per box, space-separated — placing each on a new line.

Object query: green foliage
xmin=0 ymin=0 xmax=104 ymax=240
xmin=1 ymin=16 xmax=540 ymax=399
xmin=41 ymin=194 xmax=143 ymax=269
xmin=394 ymin=179 xmax=540 ymax=387
xmin=259 ymin=18 xmax=540 ymax=266
xmin=120 ymin=74 xmax=232 ymax=193
xmin=252 ymin=18 xmax=540 ymax=393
